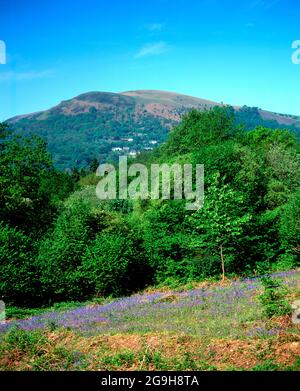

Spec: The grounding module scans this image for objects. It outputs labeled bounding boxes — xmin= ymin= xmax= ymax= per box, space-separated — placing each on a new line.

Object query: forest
xmin=0 ymin=106 xmax=299 ymax=308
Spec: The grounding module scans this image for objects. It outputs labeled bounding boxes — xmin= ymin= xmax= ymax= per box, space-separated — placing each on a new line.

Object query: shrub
xmin=185 ymin=253 xmax=222 ymax=279
xmin=1 ymin=327 xmax=46 ymax=354
xmin=258 ymin=276 xmax=292 ymax=318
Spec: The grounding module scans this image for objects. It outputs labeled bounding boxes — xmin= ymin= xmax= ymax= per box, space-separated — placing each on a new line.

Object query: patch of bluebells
xmin=247 ymin=325 xmax=283 ymax=337
xmin=0 ymin=270 xmax=299 ymax=338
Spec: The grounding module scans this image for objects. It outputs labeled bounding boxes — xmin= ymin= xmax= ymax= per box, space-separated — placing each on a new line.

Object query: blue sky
xmin=0 ymin=0 xmax=300 ymax=120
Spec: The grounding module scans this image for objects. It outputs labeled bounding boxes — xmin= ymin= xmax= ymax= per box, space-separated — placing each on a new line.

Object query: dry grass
xmin=1 ymin=321 xmax=299 ymax=371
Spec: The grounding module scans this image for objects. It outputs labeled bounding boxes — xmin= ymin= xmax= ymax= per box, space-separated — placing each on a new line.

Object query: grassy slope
xmin=0 ymin=271 xmax=299 ymax=371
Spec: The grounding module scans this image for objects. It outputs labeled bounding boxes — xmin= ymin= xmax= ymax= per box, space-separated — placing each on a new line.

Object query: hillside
xmin=7 ymin=90 xmax=300 ymax=170
xmin=1 ymin=271 xmax=300 ymax=371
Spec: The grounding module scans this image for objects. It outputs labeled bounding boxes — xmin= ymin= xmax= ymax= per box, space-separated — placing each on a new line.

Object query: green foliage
xmin=37 ymin=196 xmax=151 ymax=300
xmin=252 ymin=360 xmax=281 ymax=371
xmin=1 ymin=327 xmax=47 ymax=354
xmin=188 ymin=174 xmax=252 ymax=277
xmin=101 ymin=351 xmax=135 ymax=369
xmin=0 ymin=126 xmax=77 ymax=305
xmin=39 ymin=170 xmax=75 ymax=205
xmin=190 ymin=140 xmax=241 ymax=184
xmin=0 ymin=328 xmax=86 ymax=370
xmin=258 ymin=277 xmax=292 ymax=318
xmin=82 ymin=227 xmax=151 ymax=297
xmin=162 ymin=107 xmax=235 ymax=156
xmin=0 ymin=223 xmax=37 ymax=305
xmin=5 ymin=306 xmax=45 ymax=320
xmin=106 ymin=199 xmax=134 ymax=214
xmin=0 ymin=122 xmax=10 ymax=141
xmin=37 ymin=200 xmax=93 ymax=301
xmin=0 ymin=133 xmax=74 ymax=237
xmin=0 ymin=105 xmax=299 ymax=307
xmin=279 ymin=191 xmax=300 ymax=255
xmin=245 ymin=126 xmax=297 ymax=148
xmin=141 ymin=200 xmax=192 ymax=283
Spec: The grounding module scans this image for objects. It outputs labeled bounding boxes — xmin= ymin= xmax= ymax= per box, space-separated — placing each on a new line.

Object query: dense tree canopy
xmin=0 ymin=106 xmax=299 ymax=306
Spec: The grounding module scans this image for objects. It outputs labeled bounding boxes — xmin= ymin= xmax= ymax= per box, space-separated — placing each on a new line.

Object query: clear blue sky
xmin=0 ymin=0 xmax=300 ymax=120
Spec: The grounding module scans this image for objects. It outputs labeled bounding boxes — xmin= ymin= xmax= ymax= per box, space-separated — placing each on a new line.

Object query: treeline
xmin=0 ymin=107 xmax=299 ymax=307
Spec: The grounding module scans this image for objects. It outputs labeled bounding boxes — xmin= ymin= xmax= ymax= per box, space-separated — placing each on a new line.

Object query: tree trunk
xmin=220 ymin=244 xmax=225 ymax=281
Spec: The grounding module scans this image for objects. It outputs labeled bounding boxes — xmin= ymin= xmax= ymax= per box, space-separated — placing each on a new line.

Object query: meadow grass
xmin=0 ymin=270 xmax=299 ymax=371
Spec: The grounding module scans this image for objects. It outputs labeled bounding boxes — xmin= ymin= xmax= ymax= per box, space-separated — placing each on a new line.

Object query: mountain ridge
xmin=6 ymin=90 xmax=300 ymax=170
xmin=8 ymin=89 xmax=300 ymax=125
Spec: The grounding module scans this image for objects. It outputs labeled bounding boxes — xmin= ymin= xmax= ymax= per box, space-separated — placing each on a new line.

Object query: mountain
xmin=7 ymin=90 xmax=300 ymax=170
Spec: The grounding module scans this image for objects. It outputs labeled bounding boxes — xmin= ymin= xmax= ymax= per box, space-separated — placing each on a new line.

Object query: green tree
xmin=162 ymin=106 xmax=235 ymax=156
xmin=0 ymin=134 xmax=55 ymax=236
xmin=188 ymin=174 xmax=252 ymax=280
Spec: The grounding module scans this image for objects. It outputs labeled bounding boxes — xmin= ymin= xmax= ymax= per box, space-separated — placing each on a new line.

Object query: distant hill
xmin=7 ymin=90 xmax=300 ymax=170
